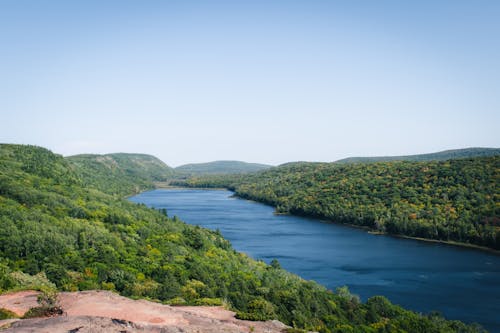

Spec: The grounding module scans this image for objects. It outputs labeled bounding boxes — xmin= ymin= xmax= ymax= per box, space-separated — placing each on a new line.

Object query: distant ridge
xmin=335 ymin=147 xmax=500 ymax=164
xmin=175 ymin=160 xmax=272 ymax=175
xmin=66 ymin=153 xmax=174 ymax=195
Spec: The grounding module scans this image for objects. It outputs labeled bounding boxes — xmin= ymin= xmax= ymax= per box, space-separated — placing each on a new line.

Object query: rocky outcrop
xmin=0 ymin=290 xmax=290 ymax=333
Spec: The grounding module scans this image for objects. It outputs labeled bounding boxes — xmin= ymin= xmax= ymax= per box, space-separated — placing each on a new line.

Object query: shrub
xmin=0 ymin=308 xmax=18 ymax=320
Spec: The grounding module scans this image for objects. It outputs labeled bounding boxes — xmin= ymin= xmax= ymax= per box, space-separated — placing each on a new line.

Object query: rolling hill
xmin=175 ymin=160 xmax=272 ymax=175
xmin=66 ymin=153 xmax=174 ymax=196
xmin=335 ymin=147 xmax=500 ymax=164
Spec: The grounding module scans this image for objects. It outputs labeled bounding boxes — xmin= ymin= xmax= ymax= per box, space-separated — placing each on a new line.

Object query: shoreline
xmin=231 ymin=190 xmax=500 ymax=255
xmin=315 ymin=216 xmax=499 ymax=255
xmin=389 ymin=234 xmax=500 ymax=255
xmin=154 ymin=184 xmax=230 ymax=191
xmin=140 ymin=185 xmax=500 ymax=255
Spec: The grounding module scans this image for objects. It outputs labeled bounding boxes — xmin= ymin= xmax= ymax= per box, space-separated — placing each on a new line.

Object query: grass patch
xmin=0 ymin=308 xmax=18 ymax=320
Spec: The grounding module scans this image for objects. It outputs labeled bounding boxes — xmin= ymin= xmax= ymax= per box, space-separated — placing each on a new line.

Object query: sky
xmin=1 ymin=0 xmax=499 ymax=167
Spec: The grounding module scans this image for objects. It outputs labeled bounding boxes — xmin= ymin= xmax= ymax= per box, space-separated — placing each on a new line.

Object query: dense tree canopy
xmin=335 ymin=147 xmax=500 ymax=164
xmin=0 ymin=144 xmax=488 ymax=332
xmin=175 ymin=160 xmax=272 ymax=175
xmin=66 ymin=153 xmax=174 ymax=196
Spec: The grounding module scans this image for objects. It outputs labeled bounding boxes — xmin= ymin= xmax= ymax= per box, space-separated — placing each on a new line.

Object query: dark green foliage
xmin=22 ymin=288 xmax=62 ymax=319
xmin=175 ymin=160 xmax=272 ymax=175
xmin=0 ymin=144 xmax=487 ymax=332
xmin=171 ymin=173 xmax=246 ymax=190
xmin=66 ymin=153 xmax=174 ymax=196
xmin=270 ymin=259 xmax=281 ymax=269
xmin=0 ymin=308 xmax=17 ymax=319
xmin=22 ymin=305 xmax=63 ymax=319
xmin=335 ymin=147 xmax=500 ymax=164
xmin=184 ymin=157 xmax=500 ymax=250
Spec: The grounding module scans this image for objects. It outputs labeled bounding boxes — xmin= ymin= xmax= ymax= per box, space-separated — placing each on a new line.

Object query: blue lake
xmin=130 ymin=189 xmax=500 ymax=331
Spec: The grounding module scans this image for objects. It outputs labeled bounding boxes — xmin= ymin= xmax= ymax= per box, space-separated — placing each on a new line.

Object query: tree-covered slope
xmin=0 ymin=144 xmax=486 ymax=332
xmin=175 ymin=160 xmax=272 ymax=175
xmin=335 ymin=147 xmax=500 ymax=164
xmin=179 ymin=157 xmax=500 ymax=250
xmin=66 ymin=153 xmax=174 ymax=196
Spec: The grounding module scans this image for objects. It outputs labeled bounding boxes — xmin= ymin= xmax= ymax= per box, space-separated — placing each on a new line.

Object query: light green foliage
xmin=8 ymin=271 xmax=56 ymax=292
xmin=238 ymin=297 xmax=277 ymax=320
xmin=66 ymin=153 xmax=174 ymax=196
xmin=166 ymin=296 xmax=187 ymax=305
xmin=181 ymin=279 xmax=206 ymax=301
xmin=193 ymin=297 xmax=223 ymax=306
xmin=175 ymin=160 xmax=272 ymax=175
xmin=0 ymin=144 xmax=487 ymax=332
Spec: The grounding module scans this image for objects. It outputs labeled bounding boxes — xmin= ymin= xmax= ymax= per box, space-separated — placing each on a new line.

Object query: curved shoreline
xmin=206 ymin=187 xmax=500 ymax=255
xmin=285 ymin=209 xmax=500 ymax=255
xmin=389 ymin=234 xmax=500 ymax=255
xmin=149 ymin=185 xmax=500 ymax=255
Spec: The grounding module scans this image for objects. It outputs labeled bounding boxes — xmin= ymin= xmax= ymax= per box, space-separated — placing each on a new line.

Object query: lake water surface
xmin=130 ymin=189 xmax=500 ymax=331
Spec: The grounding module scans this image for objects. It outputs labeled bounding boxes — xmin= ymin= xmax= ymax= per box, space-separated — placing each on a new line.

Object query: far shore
xmin=154 ymin=183 xmax=229 ymax=191
xmin=141 ymin=185 xmax=500 ymax=256
xmin=390 ymin=234 xmax=500 ymax=255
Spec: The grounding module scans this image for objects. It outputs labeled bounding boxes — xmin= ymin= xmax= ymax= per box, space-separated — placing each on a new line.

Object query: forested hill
xmin=335 ymin=147 xmax=500 ymax=164
xmin=178 ymin=156 xmax=500 ymax=250
xmin=175 ymin=160 xmax=272 ymax=175
xmin=66 ymin=153 xmax=174 ymax=196
xmin=0 ymin=144 xmax=486 ymax=332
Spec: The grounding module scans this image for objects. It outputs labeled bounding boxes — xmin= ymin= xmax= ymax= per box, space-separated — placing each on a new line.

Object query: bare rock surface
xmin=0 ymin=290 xmax=290 ymax=333
xmin=0 ymin=290 xmax=39 ymax=316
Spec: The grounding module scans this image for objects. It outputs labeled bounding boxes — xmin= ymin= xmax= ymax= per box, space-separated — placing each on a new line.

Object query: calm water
xmin=130 ymin=189 xmax=500 ymax=331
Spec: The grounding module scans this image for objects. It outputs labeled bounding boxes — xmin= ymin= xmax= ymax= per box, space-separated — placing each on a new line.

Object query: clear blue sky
xmin=1 ymin=0 xmax=499 ymax=166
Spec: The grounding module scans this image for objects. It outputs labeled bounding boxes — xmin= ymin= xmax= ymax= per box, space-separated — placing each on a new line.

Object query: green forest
xmin=0 ymin=144 xmax=489 ymax=332
xmin=175 ymin=160 xmax=272 ymax=175
xmin=334 ymin=148 xmax=500 ymax=164
xmin=67 ymin=152 xmax=174 ymax=196
xmin=175 ymin=157 xmax=500 ymax=250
